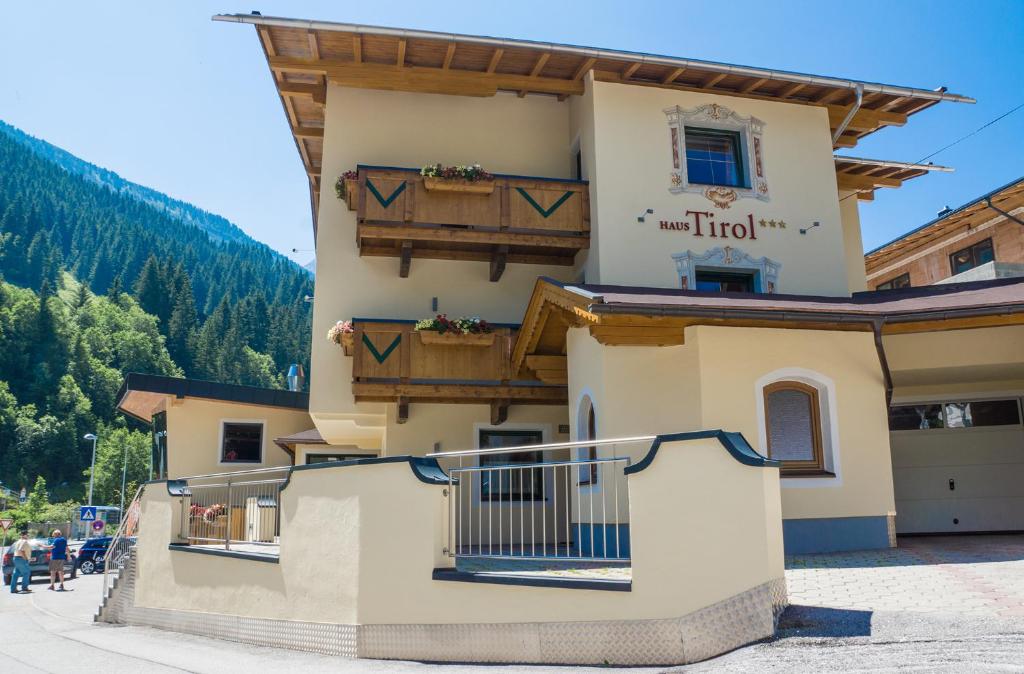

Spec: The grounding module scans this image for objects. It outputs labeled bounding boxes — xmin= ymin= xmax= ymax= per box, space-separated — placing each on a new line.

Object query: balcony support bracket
xmin=397 ymin=396 xmax=410 ymax=424
xmin=490 ymin=245 xmax=509 ymax=282
xmin=490 ymin=399 xmax=510 ymax=426
xmin=399 ymin=241 xmax=413 ymax=278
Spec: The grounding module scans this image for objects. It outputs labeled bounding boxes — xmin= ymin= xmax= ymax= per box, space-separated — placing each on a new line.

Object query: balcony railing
xmin=429 ymin=436 xmax=654 ymax=562
xmin=349 ymin=319 xmax=566 ymax=422
xmin=177 ymin=466 xmax=290 ymax=556
xmin=346 ymin=166 xmax=590 ymax=281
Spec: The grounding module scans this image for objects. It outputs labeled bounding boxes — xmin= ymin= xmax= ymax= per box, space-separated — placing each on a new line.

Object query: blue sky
xmin=2 ymin=1 xmax=1021 ymax=264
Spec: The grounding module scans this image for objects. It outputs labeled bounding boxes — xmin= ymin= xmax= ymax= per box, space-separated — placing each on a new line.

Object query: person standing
xmin=47 ymin=529 xmax=68 ymax=591
xmin=9 ymin=531 xmax=32 ymax=593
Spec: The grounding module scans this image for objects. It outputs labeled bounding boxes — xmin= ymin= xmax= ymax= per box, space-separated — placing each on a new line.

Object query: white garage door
xmin=890 ymin=398 xmax=1024 ymax=534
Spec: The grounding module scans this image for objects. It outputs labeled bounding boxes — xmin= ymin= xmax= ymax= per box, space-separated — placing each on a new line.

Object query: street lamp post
xmin=119 ymin=442 xmax=129 ymax=519
xmin=83 ymin=433 xmax=98 ymax=506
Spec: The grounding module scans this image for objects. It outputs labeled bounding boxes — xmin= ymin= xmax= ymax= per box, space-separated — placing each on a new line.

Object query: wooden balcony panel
xmin=352 ymin=167 xmax=589 ymax=280
xmin=349 ymin=321 xmax=567 ymax=417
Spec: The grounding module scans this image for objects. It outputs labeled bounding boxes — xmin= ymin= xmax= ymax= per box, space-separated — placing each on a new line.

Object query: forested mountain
xmin=0 ymin=121 xmax=314 ymax=500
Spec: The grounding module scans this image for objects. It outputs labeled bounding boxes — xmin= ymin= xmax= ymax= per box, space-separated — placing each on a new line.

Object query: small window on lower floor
xmin=221 ymin=422 xmax=263 ymax=463
xmin=764 ymin=381 xmax=827 ymax=475
xmin=876 ymin=273 xmax=911 ymax=291
xmin=695 ymin=270 xmax=756 ymax=293
xmin=479 ymin=429 xmax=544 ymax=501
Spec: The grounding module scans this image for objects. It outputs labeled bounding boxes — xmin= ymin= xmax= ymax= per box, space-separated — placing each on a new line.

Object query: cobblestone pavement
xmin=784 ymin=534 xmax=1024 ymax=618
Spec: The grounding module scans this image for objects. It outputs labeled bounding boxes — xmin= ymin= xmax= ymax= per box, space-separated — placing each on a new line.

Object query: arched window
xmin=763 ymin=381 xmax=825 ymax=475
xmin=577 ymin=395 xmax=598 ymax=485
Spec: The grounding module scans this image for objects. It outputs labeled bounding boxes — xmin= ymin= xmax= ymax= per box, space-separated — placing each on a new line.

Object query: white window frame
xmin=574 ymin=390 xmax=601 ymax=491
xmin=217 ymin=418 xmax=266 ymax=466
xmin=755 ymin=368 xmax=842 ymax=488
xmin=665 ymin=103 xmax=769 ymax=202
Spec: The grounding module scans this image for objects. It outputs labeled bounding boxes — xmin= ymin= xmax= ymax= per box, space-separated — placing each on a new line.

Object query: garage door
xmin=889 ymin=398 xmax=1024 ymax=534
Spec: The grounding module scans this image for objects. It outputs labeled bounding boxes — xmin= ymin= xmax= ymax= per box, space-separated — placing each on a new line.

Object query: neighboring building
xmin=100 ymin=14 xmax=1024 ymax=666
xmin=865 ymin=177 xmax=1024 ymax=288
xmin=115 ymin=373 xmax=376 ymax=478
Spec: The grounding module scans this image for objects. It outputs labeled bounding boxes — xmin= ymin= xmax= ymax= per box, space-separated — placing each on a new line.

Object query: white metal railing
xmin=102 ymin=484 xmax=144 ymax=596
xmin=177 ymin=466 xmax=290 ymax=553
xmin=428 ymin=437 xmax=653 ymax=562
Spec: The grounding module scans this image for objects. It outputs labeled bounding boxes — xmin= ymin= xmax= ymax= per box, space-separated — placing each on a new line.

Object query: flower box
xmin=423 ymin=176 xmax=495 ymax=195
xmin=343 ymin=179 xmax=359 ymax=211
xmin=418 ymin=331 xmax=495 ymax=347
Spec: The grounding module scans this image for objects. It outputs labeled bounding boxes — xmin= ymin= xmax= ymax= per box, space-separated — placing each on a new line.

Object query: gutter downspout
xmin=872 ymin=318 xmax=894 ymax=408
xmin=832 ymin=84 xmax=864 ymax=145
xmin=985 ymin=197 xmax=1024 ymax=227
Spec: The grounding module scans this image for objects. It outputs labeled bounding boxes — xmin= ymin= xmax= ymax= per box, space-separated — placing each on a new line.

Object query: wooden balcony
xmin=349 ymin=320 xmax=567 ymax=423
xmin=346 ymin=166 xmax=590 ymax=281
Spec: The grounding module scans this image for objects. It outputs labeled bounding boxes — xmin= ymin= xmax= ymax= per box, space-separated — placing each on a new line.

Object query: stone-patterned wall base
xmin=887 ymin=512 xmax=898 ymax=548
xmin=100 ymin=561 xmax=786 ymax=666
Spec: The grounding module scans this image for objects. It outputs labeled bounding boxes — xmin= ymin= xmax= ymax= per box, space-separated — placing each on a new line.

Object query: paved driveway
xmin=785 ymin=534 xmax=1024 ymax=618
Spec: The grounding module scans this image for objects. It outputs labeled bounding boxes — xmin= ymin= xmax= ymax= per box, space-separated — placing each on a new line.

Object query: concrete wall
xmin=134 ymin=434 xmax=783 ymax=628
xmin=585 ymin=79 xmax=850 ymax=295
xmin=839 ymin=190 xmax=867 ymax=292
xmin=164 ymin=399 xmax=309 ymax=478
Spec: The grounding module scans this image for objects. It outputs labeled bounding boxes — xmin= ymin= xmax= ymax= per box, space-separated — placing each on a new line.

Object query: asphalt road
xmin=2 ymin=573 xmax=1024 ymax=672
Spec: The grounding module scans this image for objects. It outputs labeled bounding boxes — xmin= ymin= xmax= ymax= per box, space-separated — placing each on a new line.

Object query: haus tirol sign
xmin=658 ymin=211 xmax=787 ymax=240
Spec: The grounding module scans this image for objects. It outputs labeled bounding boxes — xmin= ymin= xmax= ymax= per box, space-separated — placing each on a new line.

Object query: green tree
xmin=85 ymin=424 xmax=150 ymax=508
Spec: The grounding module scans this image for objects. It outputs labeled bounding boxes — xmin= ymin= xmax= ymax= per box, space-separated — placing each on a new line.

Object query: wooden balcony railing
xmin=348 ymin=320 xmax=566 ymax=423
xmin=345 ymin=166 xmax=590 ymax=281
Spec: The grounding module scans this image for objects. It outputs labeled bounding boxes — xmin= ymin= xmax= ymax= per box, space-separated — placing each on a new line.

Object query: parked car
xmin=2 ymin=538 xmax=76 ymax=585
xmin=73 ymin=536 xmax=112 ymax=574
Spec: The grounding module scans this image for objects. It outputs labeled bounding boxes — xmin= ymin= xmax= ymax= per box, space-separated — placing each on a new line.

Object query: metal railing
xmin=178 ymin=466 xmax=290 ymax=553
xmin=102 ymin=484 xmax=144 ymax=596
xmin=428 ymin=437 xmax=654 ymax=562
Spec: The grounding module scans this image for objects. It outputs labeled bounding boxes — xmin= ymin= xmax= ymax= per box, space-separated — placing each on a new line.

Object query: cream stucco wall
xmin=311 ymin=86 xmax=580 ymax=444
xmin=839 ymin=190 xmax=868 ymax=292
xmin=566 ymin=325 xmax=895 ymax=522
xmin=135 ymin=434 xmax=783 ymax=626
xmin=584 ymin=79 xmax=849 ymax=295
xmin=164 ymin=399 xmax=309 ymax=478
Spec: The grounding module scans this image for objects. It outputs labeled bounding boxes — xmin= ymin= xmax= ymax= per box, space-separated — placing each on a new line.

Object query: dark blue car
xmin=74 ymin=536 xmax=112 ymax=574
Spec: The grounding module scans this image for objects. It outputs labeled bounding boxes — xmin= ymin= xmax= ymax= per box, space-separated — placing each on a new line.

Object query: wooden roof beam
xmin=778 ymin=82 xmax=807 ymax=99
xmin=701 ymin=72 xmax=728 ymax=89
xmin=827 ymin=105 xmax=907 ymax=132
xmin=661 ymin=67 xmax=685 ymax=85
xmin=270 ymin=56 xmax=584 ymax=97
xmin=486 ymin=48 xmax=504 ymax=73
xmin=397 ymin=38 xmax=407 ymax=67
xmin=573 ymin=57 xmax=597 ymax=81
xmin=279 ymin=82 xmax=326 ymax=105
xmin=622 ymin=62 xmax=641 ymax=80
xmin=352 ymin=34 xmax=362 ymax=63
xmin=814 ymin=88 xmax=846 ymax=105
xmin=739 ymin=77 xmax=768 ymax=94
xmin=836 ymin=173 xmax=903 ymax=191
xmin=307 ymin=30 xmax=320 ymax=60
xmin=292 ymin=125 xmax=325 ymax=139
xmin=518 ymin=52 xmax=550 ymax=97
xmin=442 ymin=42 xmax=456 ymax=69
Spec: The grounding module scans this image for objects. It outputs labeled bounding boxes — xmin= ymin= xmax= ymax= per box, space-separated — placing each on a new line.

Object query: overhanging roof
xmin=116 ymin=373 xmax=309 ymax=423
xmin=214 ymin=12 xmax=974 ymax=231
xmin=865 ymin=176 xmax=1024 ymax=274
xmin=834 ymin=156 xmax=952 ymax=201
xmin=513 ymin=277 xmax=1024 ymax=373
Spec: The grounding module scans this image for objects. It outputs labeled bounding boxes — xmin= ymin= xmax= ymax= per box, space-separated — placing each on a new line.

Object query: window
xmin=763 ymin=382 xmax=826 ymax=475
xmin=220 ymin=422 xmax=263 ymax=463
xmin=695 ymin=270 xmax=755 ymax=293
xmin=950 ymin=238 xmax=994 ymax=275
xmin=684 ymin=127 xmax=746 ymax=188
xmin=890 ymin=399 xmax=1021 ymax=430
xmin=876 ymin=273 xmax=911 ymax=291
xmin=888 ymin=405 xmax=943 ymax=430
xmin=578 ymin=396 xmax=598 ymax=485
xmin=479 ymin=429 xmax=544 ymax=501
xmin=305 ymin=453 xmax=374 ymax=465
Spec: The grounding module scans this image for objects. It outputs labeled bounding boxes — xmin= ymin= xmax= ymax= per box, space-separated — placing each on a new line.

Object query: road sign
xmin=0 ymin=519 xmax=13 ymax=532
xmin=92 ymin=520 xmax=106 ymax=533
xmin=79 ymin=506 xmax=97 ymax=522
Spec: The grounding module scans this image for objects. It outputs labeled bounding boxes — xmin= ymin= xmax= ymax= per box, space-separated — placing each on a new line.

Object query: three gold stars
xmin=758 ymin=218 xmax=787 ymax=228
